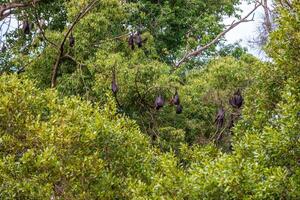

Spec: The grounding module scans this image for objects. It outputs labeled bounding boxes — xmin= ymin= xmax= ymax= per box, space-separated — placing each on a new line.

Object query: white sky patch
xmin=224 ymin=1 xmax=270 ymax=60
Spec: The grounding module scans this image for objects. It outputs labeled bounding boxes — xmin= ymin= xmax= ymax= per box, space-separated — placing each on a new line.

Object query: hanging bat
xmin=155 ymin=95 xmax=165 ymax=110
xmin=111 ymin=70 xmax=118 ymax=94
xmin=172 ymin=90 xmax=180 ymax=105
xmin=23 ymin=20 xmax=30 ymax=34
xmin=136 ymin=31 xmax=143 ymax=48
xmin=229 ymin=89 xmax=243 ymax=109
xmin=128 ymin=34 xmax=135 ymax=50
xmin=176 ymin=104 xmax=183 ymax=114
xmin=69 ymin=33 xmax=75 ymax=48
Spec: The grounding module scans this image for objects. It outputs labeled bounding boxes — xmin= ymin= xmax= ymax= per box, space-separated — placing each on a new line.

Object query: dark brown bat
xmin=111 ymin=71 xmax=118 ymax=94
xmin=176 ymin=104 xmax=183 ymax=114
xmin=23 ymin=20 xmax=30 ymax=34
xmin=155 ymin=95 xmax=165 ymax=110
xmin=112 ymin=81 xmax=118 ymax=94
xmin=69 ymin=33 xmax=75 ymax=48
xmin=172 ymin=90 xmax=180 ymax=105
xmin=136 ymin=31 xmax=142 ymax=48
xmin=128 ymin=34 xmax=135 ymax=50
xmin=229 ymin=89 xmax=243 ymax=109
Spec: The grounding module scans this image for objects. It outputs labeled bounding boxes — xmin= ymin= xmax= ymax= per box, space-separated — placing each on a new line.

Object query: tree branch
xmin=174 ymin=1 xmax=262 ymax=68
xmin=33 ymin=9 xmax=59 ymax=48
xmin=279 ymin=0 xmax=293 ymax=10
xmin=50 ymin=0 xmax=98 ymax=88
xmin=262 ymin=0 xmax=272 ymax=33
xmin=0 ymin=0 xmax=41 ymax=21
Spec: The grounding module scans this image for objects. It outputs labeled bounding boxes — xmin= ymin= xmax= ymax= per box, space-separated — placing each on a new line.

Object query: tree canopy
xmin=0 ymin=0 xmax=299 ymax=199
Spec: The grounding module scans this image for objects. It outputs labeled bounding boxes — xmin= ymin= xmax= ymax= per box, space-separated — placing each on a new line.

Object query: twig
xmin=279 ymin=0 xmax=293 ymax=10
xmin=262 ymin=0 xmax=272 ymax=33
xmin=33 ymin=9 xmax=59 ymax=48
xmin=0 ymin=0 xmax=41 ymax=21
xmin=174 ymin=1 xmax=262 ymax=68
xmin=95 ymin=32 xmax=130 ymax=46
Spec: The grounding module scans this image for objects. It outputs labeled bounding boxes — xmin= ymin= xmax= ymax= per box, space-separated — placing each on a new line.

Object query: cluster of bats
xmin=21 ymin=17 xmax=150 ymax=50
xmin=111 ymin=68 xmax=183 ymax=114
xmin=22 ymin=20 xmax=75 ymax=48
xmin=112 ymin=70 xmax=183 ymax=114
xmin=128 ymin=31 xmax=143 ymax=50
xmin=155 ymin=91 xmax=183 ymax=114
xmin=22 ymin=21 xmax=244 ymax=127
xmin=22 ymin=20 xmax=146 ymax=50
xmin=110 ymin=32 xmax=150 ymax=108
xmin=153 ymin=89 xmax=243 ymax=120
xmin=215 ymin=89 xmax=244 ymax=129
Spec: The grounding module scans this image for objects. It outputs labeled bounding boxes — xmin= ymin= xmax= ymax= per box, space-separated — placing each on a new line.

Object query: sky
xmin=224 ymin=1 xmax=270 ymax=60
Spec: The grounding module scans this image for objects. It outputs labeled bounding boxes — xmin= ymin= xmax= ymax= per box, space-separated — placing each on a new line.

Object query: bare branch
xmin=174 ymin=2 xmax=262 ymax=68
xmin=1 ymin=10 xmax=12 ymax=20
xmin=284 ymin=0 xmax=293 ymax=9
xmin=0 ymin=0 xmax=41 ymax=21
xmin=95 ymin=32 xmax=130 ymax=46
xmin=33 ymin=9 xmax=59 ymax=48
xmin=262 ymin=0 xmax=272 ymax=33
xmin=279 ymin=0 xmax=293 ymax=10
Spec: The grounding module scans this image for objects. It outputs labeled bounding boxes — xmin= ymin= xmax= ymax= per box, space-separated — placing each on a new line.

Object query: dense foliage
xmin=0 ymin=0 xmax=299 ymax=199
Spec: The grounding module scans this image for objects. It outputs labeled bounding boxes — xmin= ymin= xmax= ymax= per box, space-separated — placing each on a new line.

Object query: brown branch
xmin=33 ymin=9 xmax=59 ymax=48
xmin=262 ymin=0 xmax=272 ymax=33
xmin=50 ymin=0 xmax=98 ymax=88
xmin=95 ymin=32 xmax=130 ymax=46
xmin=134 ymin=68 xmax=155 ymax=109
xmin=174 ymin=1 xmax=262 ymax=68
xmin=1 ymin=10 xmax=12 ymax=20
xmin=279 ymin=0 xmax=293 ymax=10
xmin=284 ymin=0 xmax=293 ymax=9
xmin=0 ymin=0 xmax=41 ymax=21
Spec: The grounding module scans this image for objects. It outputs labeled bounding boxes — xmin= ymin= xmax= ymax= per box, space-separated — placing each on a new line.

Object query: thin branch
xmin=134 ymin=68 xmax=155 ymax=109
xmin=33 ymin=9 xmax=59 ymax=48
xmin=51 ymin=0 xmax=98 ymax=88
xmin=95 ymin=32 xmax=130 ymax=46
xmin=0 ymin=0 xmax=41 ymax=21
xmin=284 ymin=0 xmax=293 ymax=9
xmin=279 ymin=0 xmax=293 ymax=10
xmin=174 ymin=1 xmax=262 ymax=68
xmin=262 ymin=0 xmax=272 ymax=33
xmin=1 ymin=10 xmax=12 ymax=20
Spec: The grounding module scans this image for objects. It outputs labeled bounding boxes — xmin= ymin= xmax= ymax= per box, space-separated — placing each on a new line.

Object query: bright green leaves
xmin=1 ymin=1 xmax=300 ymax=199
xmin=0 ymin=74 xmax=154 ymax=199
xmin=124 ymin=0 xmax=240 ymax=62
